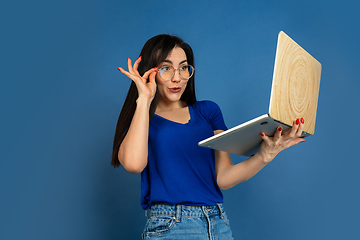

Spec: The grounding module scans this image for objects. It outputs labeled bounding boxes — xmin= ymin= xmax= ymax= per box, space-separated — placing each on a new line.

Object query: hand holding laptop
xmin=199 ymin=31 xmax=321 ymax=157
xmin=257 ymin=118 xmax=305 ymax=163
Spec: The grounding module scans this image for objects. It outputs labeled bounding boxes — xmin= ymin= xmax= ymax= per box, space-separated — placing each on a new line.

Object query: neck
xmin=156 ymin=99 xmax=187 ymax=112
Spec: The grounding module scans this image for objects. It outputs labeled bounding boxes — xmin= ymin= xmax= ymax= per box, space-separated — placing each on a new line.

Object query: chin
xmin=157 ymin=87 xmax=186 ymax=104
xmin=165 ymin=94 xmax=182 ymax=102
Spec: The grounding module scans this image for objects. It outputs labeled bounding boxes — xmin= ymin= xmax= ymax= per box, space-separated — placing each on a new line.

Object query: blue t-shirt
xmin=141 ymin=100 xmax=228 ymax=210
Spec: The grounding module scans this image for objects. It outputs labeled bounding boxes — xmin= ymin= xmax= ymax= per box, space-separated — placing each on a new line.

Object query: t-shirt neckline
xmin=154 ymin=105 xmax=193 ymax=125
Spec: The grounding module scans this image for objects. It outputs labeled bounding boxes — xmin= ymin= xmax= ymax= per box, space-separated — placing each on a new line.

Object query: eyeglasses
xmin=156 ymin=64 xmax=194 ymax=81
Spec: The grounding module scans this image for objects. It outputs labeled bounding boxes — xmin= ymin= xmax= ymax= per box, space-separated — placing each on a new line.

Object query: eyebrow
xmin=163 ymin=60 xmax=188 ymax=65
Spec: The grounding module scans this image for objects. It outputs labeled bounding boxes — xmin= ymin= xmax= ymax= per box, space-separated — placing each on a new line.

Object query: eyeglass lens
xmin=159 ymin=65 xmax=194 ymax=80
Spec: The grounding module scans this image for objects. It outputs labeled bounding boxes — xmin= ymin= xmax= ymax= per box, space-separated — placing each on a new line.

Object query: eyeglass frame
xmin=156 ymin=64 xmax=195 ymax=81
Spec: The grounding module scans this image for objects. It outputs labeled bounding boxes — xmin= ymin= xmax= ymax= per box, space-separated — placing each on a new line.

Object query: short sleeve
xmin=193 ymin=100 xmax=228 ymax=131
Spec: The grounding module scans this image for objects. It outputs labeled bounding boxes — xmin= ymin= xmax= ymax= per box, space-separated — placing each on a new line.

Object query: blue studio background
xmin=1 ymin=0 xmax=359 ymax=239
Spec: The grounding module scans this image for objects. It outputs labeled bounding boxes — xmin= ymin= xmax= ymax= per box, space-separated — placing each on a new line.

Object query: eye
xmin=179 ymin=65 xmax=189 ymax=71
xmin=159 ymin=65 xmax=172 ymax=72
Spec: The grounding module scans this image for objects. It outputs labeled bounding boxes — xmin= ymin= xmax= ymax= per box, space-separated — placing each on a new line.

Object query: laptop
xmin=198 ymin=31 xmax=322 ymax=156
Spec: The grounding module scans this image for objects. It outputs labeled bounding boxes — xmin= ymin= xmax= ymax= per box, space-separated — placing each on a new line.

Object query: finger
xmin=117 ymin=66 xmax=142 ymax=85
xmin=117 ymin=67 xmax=131 ymax=77
xmin=273 ymin=126 xmax=282 ymax=142
xmin=127 ymin=58 xmax=136 ymax=75
xmin=288 ymin=119 xmax=300 ymax=138
xmin=259 ymin=132 xmax=270 ymax=142
xmin=133 ymin=56 xmax=142 ymax=76
xmin=148 ymin=70 xmax=157 ymax=85
xmin=295 ymin=118 xmax=305 ymax=137
xmin=143 ymin=67 xmax=158 ymax=80
xmin=288 ymin=137 xmax=306 ymax=147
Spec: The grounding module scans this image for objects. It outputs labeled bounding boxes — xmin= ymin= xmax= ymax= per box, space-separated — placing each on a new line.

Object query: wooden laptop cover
xmin=269 ymin=31 xmax=322 ymax=135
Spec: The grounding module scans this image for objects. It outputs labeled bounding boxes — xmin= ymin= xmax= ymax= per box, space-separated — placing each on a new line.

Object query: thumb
xmin=149 ymin=71 xmax=157 ymax=85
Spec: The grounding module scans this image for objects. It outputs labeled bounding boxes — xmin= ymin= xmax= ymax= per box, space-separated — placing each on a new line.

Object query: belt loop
xmin=175 ymin=205 xmax=181 ymax=222
xmin=145 ymin=208 xmax=149 ymax=218
xmin=216 ymin=203 xmax=224 ymax=218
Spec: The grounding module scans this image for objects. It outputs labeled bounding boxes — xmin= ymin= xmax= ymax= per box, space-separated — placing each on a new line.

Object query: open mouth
xmin=168 ymin=87 xmax=181 ymax=93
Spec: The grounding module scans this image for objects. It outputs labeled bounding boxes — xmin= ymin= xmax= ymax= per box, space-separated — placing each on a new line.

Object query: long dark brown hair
xmin=111 ymin=34 xmax=196 ymax=167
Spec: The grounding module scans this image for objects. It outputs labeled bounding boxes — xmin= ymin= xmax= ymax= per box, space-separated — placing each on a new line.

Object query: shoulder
xmin=192 ymin=100 xmax=221 ymax=111
xmin=192 ymin=100 xmax=227 ymax=130
xmin=191 ymin=100 xmax=223 ymax=120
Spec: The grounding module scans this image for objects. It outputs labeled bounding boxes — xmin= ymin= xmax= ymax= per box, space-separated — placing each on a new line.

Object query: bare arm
xmin=118 ymin=97 xmax=152 ymax=173
xmin=117 ymin=57 xmax=157 ymax=173
xmin=215 ymin=148 xmax=268 ymax=190
xmin=215 ymin=118 xmax=305 ymax=190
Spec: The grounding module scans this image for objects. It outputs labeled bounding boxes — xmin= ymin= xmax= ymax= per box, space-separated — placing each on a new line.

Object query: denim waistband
xmin=145 ymin=203 xmax=225 ymax=221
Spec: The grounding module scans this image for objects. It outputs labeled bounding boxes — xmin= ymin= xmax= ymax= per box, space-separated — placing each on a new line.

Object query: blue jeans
xmin=142 ymin=203 xmax=234 ymax=240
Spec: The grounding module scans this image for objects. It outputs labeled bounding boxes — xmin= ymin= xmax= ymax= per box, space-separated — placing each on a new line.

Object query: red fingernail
xmin=154 ymin=66 xmax=158 ymax=69
xmin=117 ymin=67 xmax=121 ymax=71
xmin=296 ymin=119 xmax=300 ymax=125
xmin=138 ymin=56 xmax=141 ymax=60
xmin=260 ymin=132 xmax=265 ymax=137
xmin=278 ymin=126 xmax=282 ymax=131
xmin=301 ymin=118 xmax=304 ymax=124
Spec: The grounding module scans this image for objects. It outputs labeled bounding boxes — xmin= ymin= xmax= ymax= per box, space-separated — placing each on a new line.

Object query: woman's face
xmin=156 ymin=47 xmax=188 ymax=106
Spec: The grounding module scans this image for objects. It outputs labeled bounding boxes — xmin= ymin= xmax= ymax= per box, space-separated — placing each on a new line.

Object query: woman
xmin=112 ymin=34 xmax=305 ymax=239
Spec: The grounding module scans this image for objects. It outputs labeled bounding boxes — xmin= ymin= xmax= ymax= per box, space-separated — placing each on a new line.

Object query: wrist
xmin=254 ymin=151 xmax=274 ymax=164
xmin=136 ymin=96 xmax=153 ymax=108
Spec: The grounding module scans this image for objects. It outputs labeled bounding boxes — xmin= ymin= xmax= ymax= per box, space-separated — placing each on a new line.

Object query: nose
xmin=171 ymin=69 xmax=181 ymax=82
